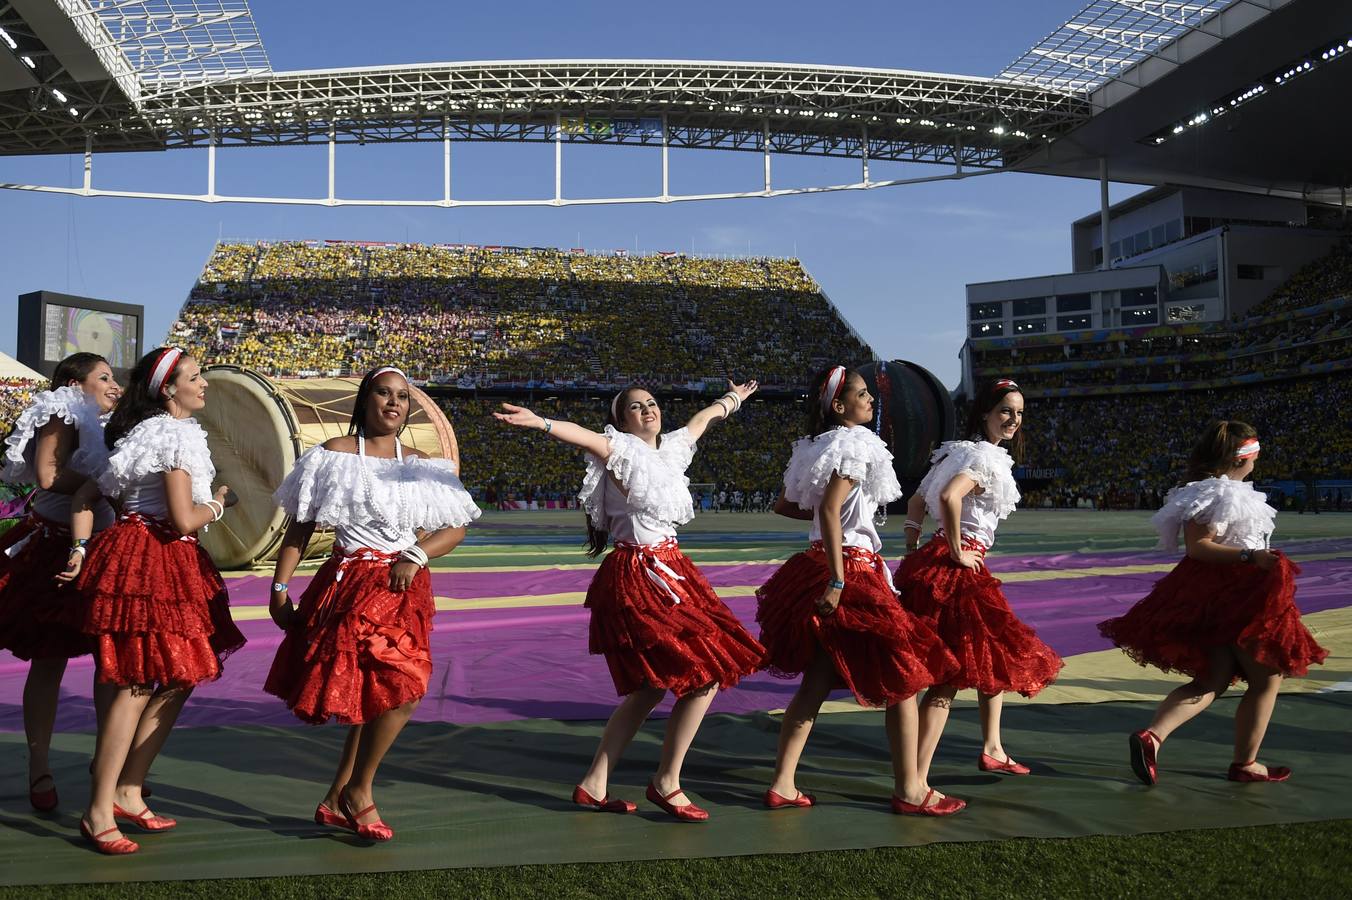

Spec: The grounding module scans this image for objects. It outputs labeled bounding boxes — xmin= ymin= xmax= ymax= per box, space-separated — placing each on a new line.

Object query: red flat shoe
xmin=645 ymin=782 xmax=709 ymax=822
xmin=339 ymin=789 xmax=395 ymax=841
xmin=1227 ymin=762 xmax=1292 ymax=783
xmin=315 ymin=802 xmax=356 ymax=831
xmin=1129 ymin=729 xmax=1161 ymax=786
xmin=113 ymin=803 xmax=177 ymax=832
xmin=80 ymin=819 xmax=139 ymax=855
xmin=891 ymin=788 xmax=967 ymax=817
xmin=29 ymin=774 xmax=58 ymax=812
xmin=764 ymin=789 xmax=815 ymax=809
xmin=572 ymin=785 xmax=637 ymax=814
xmin=978 ymin=752 xmax=1031 ymax=776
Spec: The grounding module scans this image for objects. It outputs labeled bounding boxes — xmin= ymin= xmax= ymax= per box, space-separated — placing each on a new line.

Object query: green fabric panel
xmin=2 ymin=694 xmax=1349 ymax=885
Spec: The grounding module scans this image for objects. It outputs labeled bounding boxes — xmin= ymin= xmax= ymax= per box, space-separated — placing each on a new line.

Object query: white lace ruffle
xmin=99 ymin=415 xmax=216 ymax=504
xmin=917 ymin=440 xmax=1020 ymax=521
xmin=579 ymin=426 xmax=696 ymax=531
xmin=2 ymin=386 xmax=85 ymax=483
xmin=274 ymin=446 xmax=481 ymax=532
xmin=1151 ymin=476 xmax=1277 ymax=550
xmin=782 ymin=426 xmax=902 ymax=510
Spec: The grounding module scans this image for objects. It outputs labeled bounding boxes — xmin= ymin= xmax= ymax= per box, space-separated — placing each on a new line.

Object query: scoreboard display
xmin=16 ymin=291 xmax=145 ymax=380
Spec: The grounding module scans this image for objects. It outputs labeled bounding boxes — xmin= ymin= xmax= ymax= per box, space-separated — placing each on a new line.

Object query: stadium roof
xmin=0 ymin=0 xmax=1347 ymax=204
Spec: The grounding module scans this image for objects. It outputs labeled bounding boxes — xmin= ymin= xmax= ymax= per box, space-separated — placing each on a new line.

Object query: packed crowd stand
xmin=171 ymin=241 xmax=867 ymax=387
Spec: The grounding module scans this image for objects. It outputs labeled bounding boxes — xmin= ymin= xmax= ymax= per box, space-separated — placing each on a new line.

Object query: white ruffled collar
xmin=2 ymin=385 xmax=97 ymax=484
xmin=919 ymin=439 xmax=1020 ymax=521
xmin=100 ymin=414 xmax=215 ymax=503
xmin=783 ymin=425 xmax=902 ymax=510
xmin=580 ymin=426 xmax=697 ymax=532
xmin=1151 ymin=475 xmax=1276 ymax=550
xmin=274 ymin=444 xmax=480 ymax=534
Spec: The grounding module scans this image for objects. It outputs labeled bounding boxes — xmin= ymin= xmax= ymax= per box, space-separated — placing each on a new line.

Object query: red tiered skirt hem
xmin=756 ymin=545 xmax=958 ymax=707
xmin=265 ymin=551 xmax=435 ymax=725
xmin=1098 ymin=553 xmax=1327 ymax=680
xmin=894 ymin=535 xmax=1063 ymax=697
xmin=586 ymin=540 xmax=764 ymax=698
xmin=76 ymin=514 xmax=244 ymax=687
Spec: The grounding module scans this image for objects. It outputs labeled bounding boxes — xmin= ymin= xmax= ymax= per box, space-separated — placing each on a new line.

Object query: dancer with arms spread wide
xmin=495 ymin=381 xmax=763 ymax=821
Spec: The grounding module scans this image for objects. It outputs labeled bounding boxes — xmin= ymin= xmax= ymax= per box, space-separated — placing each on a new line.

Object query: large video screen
xmin=43 ymin=303 xmax=139 ymax=368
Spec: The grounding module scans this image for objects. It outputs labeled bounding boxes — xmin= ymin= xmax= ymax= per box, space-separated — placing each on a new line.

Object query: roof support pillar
xmin=762 ymin=119 xmax=771 ymax=192
xmin=327 ymin=125 xmax=336 ymax=204
xmin=861 ymin=124 xmax=869 ymax=185
xmin=442 ymin=115 xmax=451 ymax=205
xmin=83 ymin=135 xmax=92 ymax=193
xmin=207 ymin=128 xmax=216 ymax=200
xmin=661 ymin=113 xmax=669 ymax=201
xmin=1099 ymin=157 xmax=1110 ymax=271
xmin=554 ymin=113 xmax=563 ymax=204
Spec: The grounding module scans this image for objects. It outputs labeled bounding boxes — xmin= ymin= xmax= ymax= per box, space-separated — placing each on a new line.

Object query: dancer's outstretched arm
xmin=682 ymin=380 xmax=758 ymax=442
xmin=494 ymin=403 xmax=612 ymax=458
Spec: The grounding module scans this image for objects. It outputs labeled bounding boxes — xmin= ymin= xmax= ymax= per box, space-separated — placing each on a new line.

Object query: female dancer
xmin=494 ymin=383 xmax=763 ymax=821
xmin=757 ymin=366 xmax=962 ymax=816
xmin=0 ymin=353 xmax=118 ymax=810
xmin=67 ymin=347 xmax=246 ymax=855
xmin=894 ymin=377 xmax=1062 ymax=780
xmin=265 ymin=366 xmax=479 ymax=841
xmin=1099 ymin=420 xmax=1327 ymax=785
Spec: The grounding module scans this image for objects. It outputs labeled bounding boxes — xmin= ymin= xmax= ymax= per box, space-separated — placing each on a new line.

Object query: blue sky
xmin=0 ymin=0 xmax=1142 ymax=387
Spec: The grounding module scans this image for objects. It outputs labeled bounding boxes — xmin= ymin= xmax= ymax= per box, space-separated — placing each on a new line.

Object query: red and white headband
xmin=147 ymin=347 xmax=183 ymax=398
xmin=819 ymin=366 xmax=848 ymax=414
xmin=993 ymin=378 xmax=1020 ymax=391
xmin=1235 ymin=438 xmax=1260 ymax=459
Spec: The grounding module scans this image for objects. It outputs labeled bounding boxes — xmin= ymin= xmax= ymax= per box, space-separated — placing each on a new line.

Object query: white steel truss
xmin=78 ymin=0 xmax=269 ymax=87
xmin=998 ymin=0 xmax=1235 ymax=93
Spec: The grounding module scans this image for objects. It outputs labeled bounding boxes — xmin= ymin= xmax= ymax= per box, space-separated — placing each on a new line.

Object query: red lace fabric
xmin=894 ymin=534 xmax=1063 ymax=697
xmin=1099 ymin=553 xmax=1327 ymax=680
xmin=265 ymin=550 xmax=435 ymax=725
xmin=756 ymin=544 xmax=958 ymax=707
xmin=0 ymin=513 xmax=92 ymax=661
xmin=76 ymin=514 xmax=244 ymax=687
xmin=585 ymin=538 xmax=765 ymax=698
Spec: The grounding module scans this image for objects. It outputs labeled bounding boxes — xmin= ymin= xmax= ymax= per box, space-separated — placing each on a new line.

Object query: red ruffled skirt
xmin=586 ymin=539 xmax=764 ymax=698
xmin=756 ymin=544 xmax=959 ymax=707
xmin=0 ymin=514 xmax=92 ymax=661
xmin=76 ymin=514 xmax=245 ymax=688
xmin=894 ymin=535 xmax=1063 ymax=697
xmin=1098 ymin=553 xmax=1327 ymax=681
xmin=265 ymin=550 xmax=435 ymax=725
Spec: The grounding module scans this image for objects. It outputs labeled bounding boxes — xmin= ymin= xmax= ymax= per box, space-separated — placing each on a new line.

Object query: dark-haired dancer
xmin=757 ymin=367 xmax=962 ymax=816
xmin=495 ymin=382 xmax=763 ymax=822
xmin=894 ymin=378 xmax=1062 ymax=781
xmin=65 ymin=348 xmax=245 ymax=855
xmin=1099 ymin=420 xmax=1326 ymax=785
xmin=0 ymin=353 xmax=119 ymax=811
xmin=265 ymin=366 xmax=478 ymax=841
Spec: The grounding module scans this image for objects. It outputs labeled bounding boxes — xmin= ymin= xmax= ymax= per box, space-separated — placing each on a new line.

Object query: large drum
xmin=857 ymin=360 xmax=956 ymax=499
xmin=196 ymin=366 xmax=459 ymax=569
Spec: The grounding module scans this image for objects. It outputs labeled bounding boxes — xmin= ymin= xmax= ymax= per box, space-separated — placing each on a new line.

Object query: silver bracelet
xmin=722 ymin=391 xmax=742 ymax=412
xmin=903 ymin=519 xmax=922 ymax=531
xmin=541 ymin=417 xmax=553 ymax=433
xmin=713 ymin=398 xmax=731 ymax=419
xmin=205 ymin=499 xmax=225 ymax=521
